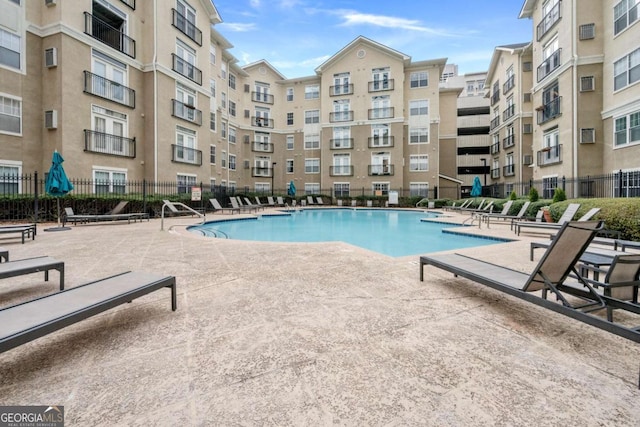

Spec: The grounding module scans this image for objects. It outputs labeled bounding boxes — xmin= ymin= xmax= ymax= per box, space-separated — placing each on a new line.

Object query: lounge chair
xmin=0 ymin=271 xmax=176 ymax=353
xmin=276 ymin=196 xmax=286 ymax=207
xmin=513 ymin=203 xmax=582 ymax=235
xmin=0 ymin=256 xmax=64 ymax=290
xmin=106 ymin=201 xmax=129 ymax=215
xmin=64 ymin=206 xmax=149 ymax=225
xmin=255 ymin=197 xmax=267 ymax=208
xmin=243 ymin=197 xmax=264 ymax=211
xmin=229 ymin=196 xmax=255 ymax=213
xmin=0 ymin=224 xmax=36 ymax=244
xmin=420 ymin=220 xmax=640 ymax=346
xmin=351 ymin=200 xmax=357 ymax=207
xmin=209 ymin=198 xmax=239 ymax=214
xmin=316 ymin=197 xmax=325 ymax=205
xmin=307 ymin=196 xmax=316 ymax=206
xmin=267 ymin=196 xmax=277 ymax=207
xmin=483 ymin=201 xmax=531 ymax=228
xmin=0 ymin=246 xmax=8 ymax=262
xmin=446 ymin=199 xmax=472 ymax=211
xmin=460 ymin=199 xmax=485 ymax=212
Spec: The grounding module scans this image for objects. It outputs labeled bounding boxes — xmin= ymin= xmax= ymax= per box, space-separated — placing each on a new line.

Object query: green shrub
xmin=529 ymin=187 xmax=539 ymax=202
xmin=552 ymin=187 xmax=567 ymax=203
xmin=509 ymin=191 xmax=517 ymax=200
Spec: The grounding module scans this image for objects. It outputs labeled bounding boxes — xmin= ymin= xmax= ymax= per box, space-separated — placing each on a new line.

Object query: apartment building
xmin=519 ymin=0 xmax=640 ymax=197
xmin=484 ymin=43 xmax=534 ymax=197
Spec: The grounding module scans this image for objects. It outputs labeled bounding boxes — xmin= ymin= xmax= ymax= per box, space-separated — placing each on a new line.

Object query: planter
xmin=543 ymin=210 xmax=553 ymax=222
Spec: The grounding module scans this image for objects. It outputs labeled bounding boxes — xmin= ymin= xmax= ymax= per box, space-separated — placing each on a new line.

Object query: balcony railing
xmin=83 ymin=71 xmax=135 ymax=108
xmin=171 ymin=144 xmax=202 ymax=165
xmin=252 ymin=116 xmax=274 ymax=128
xmin=490 ymin=116 xmax=500 ymax=130
xmin=171 ymin=99 xmax=202 ymax=125
xmin=368 ymin=164 xmax=394 ymax=176
xmin=503 ymin=104 xmax=515 ymax=122
xmin=368 ymin=136 xmax=395 ymax=148
xmin=503 ymin=164 xmax=515 ymax=177
xmin=172 ymin=54 xmax=202 ymax=85
xmin=330 ymin=165 xmax=354 ymax=176
xmin=537 ymin=49 xmax=561 ymax=82
xmin=330 ymin=138 xmax=354 ymax=149
xmin=119 ymin=0 xmax=135 ymax=10
xmin=491 ymin=168 xmax=500 ymax=179
xmin=251 ymin=142 xmax=274 ymax=153
xmin=537 ymin=0 xmax=562 ymax=40
xmin=537 ymin=144 xmax=563 ymax=166
xmin=368 ymin=79 xmax=394 ymax=92
xmin=368 ymin=107 xmax=394 ymax=120
xmin=491 ymin=90 xmax=500 ymax=105
xmin=252 ymin=167 xmax=274 ymax=177
xmin=84 ymin=12 xmax=136 ymax=58
xmin=537 ymin=97 xmax=562 ymax=124
xmin=491 ymin=142 xmax=500 ymax=154
xmin=503 ymin=75 xmax=515 ymax=94
xmin=329 ymin=111 xmax=354 ymax=122
xmin=330 ymin=84 xmax=354 ymax=96
xmin=503 ymin=134 xmax=515 ymax=149
xmin=251 ymin=92 xmax=274 ymax=104
xmin=172 ymin=8 xmax=202 ymax=46
xmin=84 ymin=130 xmax=136 ymax=158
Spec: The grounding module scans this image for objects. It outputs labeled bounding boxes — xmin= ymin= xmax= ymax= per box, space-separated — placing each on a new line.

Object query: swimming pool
xmin=189 ymin=208 xmax=506 ymax=257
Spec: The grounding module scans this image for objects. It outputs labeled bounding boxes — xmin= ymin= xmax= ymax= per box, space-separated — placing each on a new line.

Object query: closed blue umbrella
xmin=45 ymin=151 xmax=74 ymax=230
xmin=287 ymin=180 xmax=296 ymax=197
xmin=470 ymin=176 xmax=482 ymax=197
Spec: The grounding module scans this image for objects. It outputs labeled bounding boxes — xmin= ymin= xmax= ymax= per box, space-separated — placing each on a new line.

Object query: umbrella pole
xmin=57 ymin=198 xmax=61 ymax=227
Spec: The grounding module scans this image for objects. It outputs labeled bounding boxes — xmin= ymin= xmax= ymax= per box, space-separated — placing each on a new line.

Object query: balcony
xmin=537 ymin=0 xmax=562 ymax=40
xmin=172 ymin=54 xmax=202 ymax=85
xmin=503 ymin=75 xmax=515 ymax=94
xmin=491 ymin=90 xmax=500 ymax=106
xmin=84 ymin=12 xmax=135 ymax=58
xmin=491 ymin=168 xmax=500 ymax=179
xmin=537 ymin=49 xmax=561 ymax=82
xmin=490 ymin=116 xmax=500 ymax=130
xmin=172 ymin=99 xmax=202 ymax=125
xmin=503 ymin=104 xmax=515 ymax=122
xmin=251 ymin=142 xmax=274 ymax=153
xmin=330 ymin=84 xmax=354 ymax=96
xmin=330 ymin=138 xmax=354 ymax=149
xmin=536 ymin=97 xmax=562 ymax=124
xmin=119 ymin=0 xmax=135 ymax=10
xmin=172 ymin=8 xmax=202 ymax=46
xmin=368 ymin=164 xmax=395 ymax=176
xmin=329 ymin=111 xmax=354 ymax=122
xmin=171 ymin=144 xmax=202 ymax=165
xmin=252 ymin=167 xmax=274 ymax=178
xmin=368 ymin=136 xmax=395 ymax=148
xmin=368 ymin=107 xmax=394 ymax=120
xmin=503 ymin=164 xmax=515 ymax=177
xmin=252 ymin=92 xmax=274 ymax=104
xmin=252 ymin=116 xmax=274 ymax=128
xmin=491 ymin=142 xmax=500 ymax=155
xmin=368 ymin=79 xmax=394 ymax=92
xmin=83 ymin=71 xmax=135 ymax=108
xmin=503 ymin=134 xmax=515 ymax=149
xmin=537 ymin=144 xmax=563 ymax=166
xmin=84 ymin=130 xmax=136 ymax=158
xmin=330 ymin=165 xmax=354 ymax=176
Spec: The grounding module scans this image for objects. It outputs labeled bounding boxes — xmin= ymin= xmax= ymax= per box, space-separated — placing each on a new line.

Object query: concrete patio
xmin=1 ymin=209 xmax=639 ymax=426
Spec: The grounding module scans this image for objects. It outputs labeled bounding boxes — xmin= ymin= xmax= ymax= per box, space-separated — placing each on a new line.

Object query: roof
xmin=484 ymin=42 xmax=532 ymax=82
xmin=242 ymin=60 xmax=287 ymax=81
xmin=314 ymin=36 xmax=411 ymax=74
xmin=519 ymin=0 xmax=536 ymax=19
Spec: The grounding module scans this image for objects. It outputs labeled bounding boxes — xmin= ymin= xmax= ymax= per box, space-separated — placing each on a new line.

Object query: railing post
xmin=34 ymin=171 xmax=39 ymax=223
xmin=618 ymin=169 xmax=623 ymax=198
xmin=142 ymin=179 xmax=147 ymax=214
xmin=561 ymin=175 xmax=566 ymax=191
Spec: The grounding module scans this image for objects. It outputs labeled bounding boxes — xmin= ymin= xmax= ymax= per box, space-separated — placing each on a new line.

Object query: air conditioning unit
xmin=244 ymin=109 xmax=250 ymax=118
xmin=45 ymin=0 xmax=57 ymax=6
xmin=522 ymin=62 xmax=533 ymax=72
xmin=244 ymin=84 xmax=250 ymax=93
xmin=243 ymin=135 xmax=250 ymax=144
xmin=523 ymin=154 xmax=533 ymax=165
xmin=45 ymin=110 xmax=58 ymax=129
xmin=523 ymin=123 xmax=533 ymax=134
xmin=44 ymin=47 xmax=57 ymax=67
xmin=580 ymin=76 xmax=595 ymax=92
xmin=523 ymin=92 xmax=532 ymax=103
xmin=243 ymin=160 xmax=250 ymax=169
xmin=580 ymin=128 xmax=596 ymax=144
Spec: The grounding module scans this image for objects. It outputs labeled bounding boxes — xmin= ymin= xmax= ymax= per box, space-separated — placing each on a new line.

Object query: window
xmin=92 ymin=50 xmax=128 ymax=104
xmin=304 ymin=110 xmax=319 ymax=124
xmin=410 ymin=71 xmax=428 ymax=88
xmin=94 ymin=168 xmax=126 ymax=195
xmin=228 ymin=154 xmax=236 ymax=170
xmin=305 ymin=183 xmax=320 ymax=194
xmin=286 ymin=159 xmax=294 ymax=173
xmin=287 ymin=112 xmax=294 ymax=126
xmin=333 ymin=126 xmax=351 ymax=149
xmin=220 ymin=121 xmax=226 ymax=138
xmin=304 ymin=158 xmax=320 ymax=174
xmin=409 ymin=127 xmax=428 ymax=144
xmin=229 ymin=73 xmax=236 ymax=90
xmin=542 ymin=176 xmax=558 ymax=199
xmin=333 ymin=72 xmax=351 ymax=95
xmin=209 ymin=145 xmax=216 ymax=164
xmin=304 ymin=84 xmax=319 ymax=99
xmin=614 ymin=47 xmax=640 ymax=91
xmin=332 ymin=153 xmax=351 ymax=175
xmin=175 ymin=82 xmax=197 ymax=121
xmin=409 ymin=154 xmax=428 ymax=171
xmin=409 ymin=183 xmax=429 ymax=197
xmin=209 ymin=112 xmax=215 ymax=131
xmin=254 ymin=107 xmax=270 ymax=127
xmin=304 ymin=133 xmax=319 ymax=149
xmin=209 ymin=79 xmax=216 ymax=98
xmin=228 ymin=127 xmax=236 ymax=143
xmin=175 ymin=39 xmax=197 ymax=78
xmin=221 ymin=151 xmax=227 ymax=168
xmin=0 ymin=95 xmax=21 ymax=135
xmin=221 ymin=62 xmax=227 ymax=79
xmin=371 ymin=124 xmax=391 ymax=147
xmin=0 ymin=161 xmax=21 ymax=194
xmin=176 ymin=125 xmax=197 ymax=163
xmin=228 ymin=100 xmax=236 ymax=117
xmin=334 ymin=183 xmax=350 ymax=198
xmin=614 ymin=110 xmax=640 ymax=147
xmin=372 ymin=182 xmax=389 ymax=196
xmin=177 ymin=173 xmax=196 ymax=194
xmin=286 ymin=135 xmax=294 ymax=150
xmin=371 ymin=67 xmax=390 ymax=90
xmin=466 ymin=82 xmax=475 ymax=93
xmin=286 ymin=87 xmax=293 ymax=101
xmin=210 ymin=178 xmax=216 ymax=189
xmin=91 ymin=105 xmax=128 ymax=155
xmin=614 ymin=0 xmax=639 ymax=35
xmin=409 ymin=100 xmax=428 ymax=116
xmin=220 ymin=92 xmax=226 ymax=109
xmin=371 ymin=152 xmax=391 ymax=175
xmin=0 ymin=28 xmax=21 ymax=70
xmin=209 ymin=45 xmax=216 ymax=64
xmin=333 ymin=99 xmax=351 ymax=121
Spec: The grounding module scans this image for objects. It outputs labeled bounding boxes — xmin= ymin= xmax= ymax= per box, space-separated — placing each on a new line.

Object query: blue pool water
xmin=189 ymin=209 xmax=504 ymax=257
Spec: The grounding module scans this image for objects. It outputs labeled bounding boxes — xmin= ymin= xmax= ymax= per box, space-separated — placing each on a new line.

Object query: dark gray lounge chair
xmin=0 ymin=224 xmax=36 ymax=244
xmin=0 ymin=256 xmax=64 ymax=290
xmin=0 ymin=246 xmax=8 ymax=262
xmin=64 ymin=207 xmax=149 ymax=225
xmin=0 ymin=271 xmax=176 ymax=353
xmin=420 ymin=221 xmax=640 ymax=346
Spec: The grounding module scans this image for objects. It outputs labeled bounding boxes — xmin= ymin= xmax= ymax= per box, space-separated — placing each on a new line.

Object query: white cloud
xmin=219 ymin=22 xmax=257 ymax=32
xmin=249 ymin=0 xmax=261 ymax=8
xmin=330 ymin=10 xmax=464 ymax=37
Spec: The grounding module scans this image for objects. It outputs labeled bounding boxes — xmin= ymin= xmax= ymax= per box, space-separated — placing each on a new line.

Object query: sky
xmin=212 ymin=0 xmax=533 ymax=79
